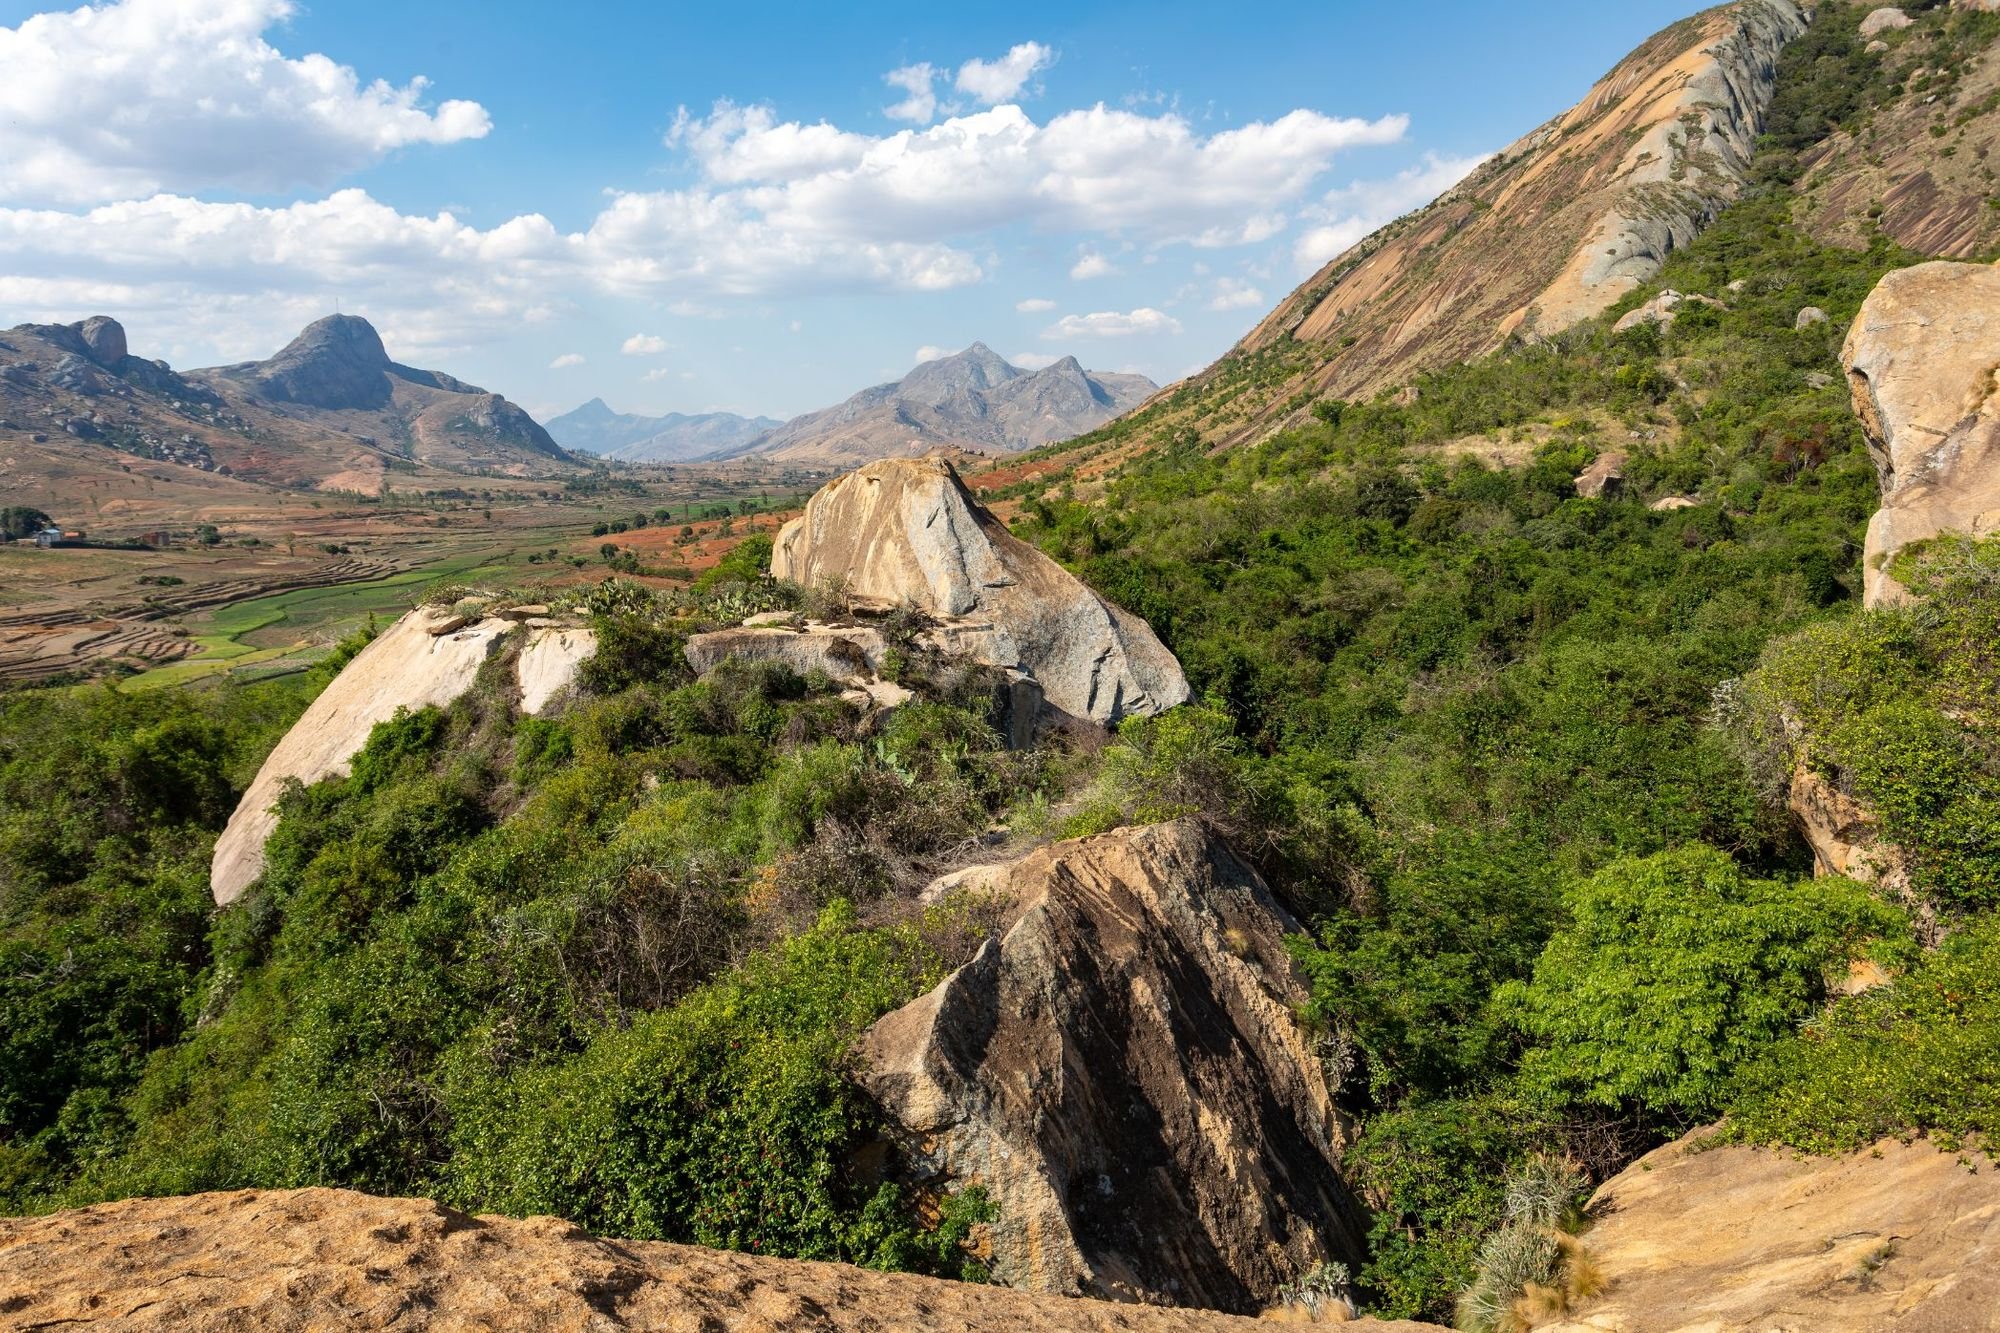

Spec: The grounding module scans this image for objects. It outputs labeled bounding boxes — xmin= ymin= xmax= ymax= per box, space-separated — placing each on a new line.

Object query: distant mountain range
xmin=710 ymin=344 xmax=1157 ymax=465
xmin=545 ymin=399 xmax=781 ymax=462
xmin=0 ymin=312 xmax=575 ymax=504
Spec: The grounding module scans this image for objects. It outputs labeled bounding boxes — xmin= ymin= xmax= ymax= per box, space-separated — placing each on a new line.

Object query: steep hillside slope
xmin=547 ymin=397 xmax=781 ymax=461
xmin=726 ymin=344 xmax=1156 ymax=465
xmin=1204 ymin=0 xmax=1807 ymax=442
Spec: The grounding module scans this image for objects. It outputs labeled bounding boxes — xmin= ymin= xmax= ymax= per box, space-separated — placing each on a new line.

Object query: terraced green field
xmin=120 ymin=549 xmax=515 ymax=691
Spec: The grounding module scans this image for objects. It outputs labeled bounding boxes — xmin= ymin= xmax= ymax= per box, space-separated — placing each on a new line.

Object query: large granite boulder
xmin=1842 ymin=261 xmax=2000 ymax=606
xmin=857 ymin=819 xmax=1365 ymax=1313
xmin=209 ymin=607 xmax=595 ymax=904
xmin=1544 ymin=1127 xmax=2000 ymax=1331
xmin=771 ymin=458 xmax=1190 ymax=725
xmin=77 ymin=315 xmax=127 ymax=368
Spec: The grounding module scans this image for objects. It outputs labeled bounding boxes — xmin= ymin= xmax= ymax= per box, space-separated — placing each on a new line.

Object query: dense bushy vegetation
xmin=1002 ymin=167 xmax=1981 ymax=1318
xmin=6 ymin=4 xmax=2000 ymax=1323
xmin=0 ymin=585 xmax=1050 ymax=1278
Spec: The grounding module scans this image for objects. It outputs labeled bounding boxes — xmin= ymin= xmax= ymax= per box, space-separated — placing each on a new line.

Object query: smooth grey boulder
xmin=770 ymin=457 xmax=1190 ymax=725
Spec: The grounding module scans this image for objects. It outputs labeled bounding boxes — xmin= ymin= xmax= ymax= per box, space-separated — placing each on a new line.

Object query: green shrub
xmin=1500 ymin=846 xmax=1906 ymax=1123
xmin=1728 ymin=915 xmax=2000 ymax=1154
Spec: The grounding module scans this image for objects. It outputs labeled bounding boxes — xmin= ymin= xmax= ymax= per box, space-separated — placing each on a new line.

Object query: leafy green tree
xmin=1500 ymin=846 xmax=1906 ymax=1123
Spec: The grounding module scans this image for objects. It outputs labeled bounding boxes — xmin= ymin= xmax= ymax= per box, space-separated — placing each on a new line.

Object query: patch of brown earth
xmin=0 ymin=1187 xmax=1450 ymax=1332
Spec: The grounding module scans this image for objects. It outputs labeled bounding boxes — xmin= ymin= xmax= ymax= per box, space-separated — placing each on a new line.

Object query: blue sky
xmin=0 ymin=0 xmax=1699 ymax=422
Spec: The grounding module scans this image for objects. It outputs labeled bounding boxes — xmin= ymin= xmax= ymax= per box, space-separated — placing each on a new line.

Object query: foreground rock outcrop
xmin=210 ymin=606 xmax=594 ymax=905
xmin=1548 ymin=1128 xmax=2000 ymax=1331
xmin=858 ymin=820 xmax=1364 ymax=1313
xmin=0 ymin=1187 xmax=1451 ymax=1332
xmin=770 ymin=458 xmax=1190 ymax=725
xmin=1842 ymin=260 xmax=2000 ymax=606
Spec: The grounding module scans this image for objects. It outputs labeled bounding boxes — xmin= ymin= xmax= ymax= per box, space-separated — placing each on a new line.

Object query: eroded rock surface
xmin=210 ymin=607 xmax=594 ymax=905
xmin=1547 ymin=1128 xmax=2000 ymax=1331
xmin=858 ymin=820 xmax=1364 ymax=1314
xmin=1842 ymin=260 xmax=2000 ymax=605
xmin=771 ymin=458 xmax=1190 ymax=725
xmin=0 ymin=1186 xmax=1451 ymax=1332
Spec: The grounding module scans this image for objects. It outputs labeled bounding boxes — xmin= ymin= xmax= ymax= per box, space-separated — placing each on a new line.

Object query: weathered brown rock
xmin=858 ymin=820 xmax=1364 ymax=1314
xmin=1574 ymin=451 xmax=1628 ymax=499
xmin=1546 ymin=1128 xmax=2000 ymax=1331
xmin=771 ymin=458 xmax=1190 ymax=725
xmin=1841 ymin=260 xmax=2000 ymax=605
xmin=0 ymin=1186 xmax=1450 ymax=1332
xmin=1788 ymin=761 xmax=1911 ymax=898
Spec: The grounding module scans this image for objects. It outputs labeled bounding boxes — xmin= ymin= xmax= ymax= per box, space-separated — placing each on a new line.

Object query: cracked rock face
xmin=771 ymin=457 xmax=1190 ymax=725
xmin=1841 ymin=260 xmax=2000 ymax=605
xmin=858 ymin=820 xmax=1366 ymax=1314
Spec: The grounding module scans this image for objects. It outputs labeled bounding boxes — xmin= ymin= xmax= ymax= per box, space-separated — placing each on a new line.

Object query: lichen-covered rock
xmin=771 ymin=458 xmax=1190 ymax=725
xmin=1841 ymin=260 xmax=2000 ymax=605
xmin=1545 ymin=1127 xmax=2000 ymax=1331
xmin=857 ymin=820 xmax=1365 ymax=1314
xmin=0 ymin=1186 xmax=1451 ymax=1332
xmin=684 ymin=623 xmax=888 ymax=679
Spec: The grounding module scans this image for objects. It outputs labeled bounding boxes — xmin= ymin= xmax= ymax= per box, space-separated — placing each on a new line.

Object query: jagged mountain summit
xmin=716 ymin=343 xmax=1157 ymax=464
xmin=545 ymin=397 xmax=781 ymax=461
xmin=195 ymin=315 xmax=571 ymax=480
xmin=0 ymin=313 xmax=576 ymax=502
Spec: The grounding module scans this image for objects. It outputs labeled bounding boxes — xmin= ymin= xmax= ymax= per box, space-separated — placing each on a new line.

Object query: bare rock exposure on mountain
xmin=0 ymin=1186 xmax=1452 ymax=1332
xmin=770 ymin=456 xmax=1190 ymax=724
xmin=209 ymin=605 xmax=594 ymax=905
xmin=195 ymin=314 xmax=571 ymax=479
xmin=1168 ymin=0 xmax=1806 ymax=447
xmin=546 ymin=396 xmax=782 ymax=461
xmin=0 ymin=313 xmax=576 ymax=499
xmin=721 ymin=344 xmax=1157 ymax=465
xmin=860 ymin=820 xmax=1367 ymax=1313
xmin=1841 ymin=259 xmax=2000 ymax=605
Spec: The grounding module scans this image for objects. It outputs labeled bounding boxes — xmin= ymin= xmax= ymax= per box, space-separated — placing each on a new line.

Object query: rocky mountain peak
xmin=244 ymin=314 xmax=395 ymax=410
xmin=76 ymin=316 xmax=127 ymax=368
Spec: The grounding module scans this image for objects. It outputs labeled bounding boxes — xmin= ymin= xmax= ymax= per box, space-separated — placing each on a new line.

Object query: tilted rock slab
xmin=209 ymin=607 xmax=594 ymax=905
xmin=1843 ymin=260 xmax=2000 ymax=606
xmin=858 ymin=820 xmax=1366 ymax=1314
xmin=771 ymin=457 xmax=1190 ymax=725
xmin=1545 ymin=1127 xmax=2000 ymax=1331
xmin=0 ymin=1186 xmax=1452 ymax=1333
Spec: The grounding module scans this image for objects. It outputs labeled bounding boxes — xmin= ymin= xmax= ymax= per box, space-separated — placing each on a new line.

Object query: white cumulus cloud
xmin=1207 ymin=277 xmax=1265 ymax=311
xmin=621 ymin=333 xmax=669 ymax=355
xmin=883 ymin=62 xmax=938 ymax=124
xmin=1015 ymin=297 xmax=1056 ymax=313
xmin=0 ymin=0 xmax=490 ymax=206
xmin=955 ymin=41 xmax=1053 ymax=105
xmin=1070 ymin=251 xmax=1117 ymax=280
xmin=914 ymin=344 xmax=961 ymax=363
xmin=1042 ymin=307 xmax=1182 ymax=339
xmin=549 ymin=352 xmax=585 ymax=368
xmin=1293 ymin=151 xmax=1488 ymax=272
